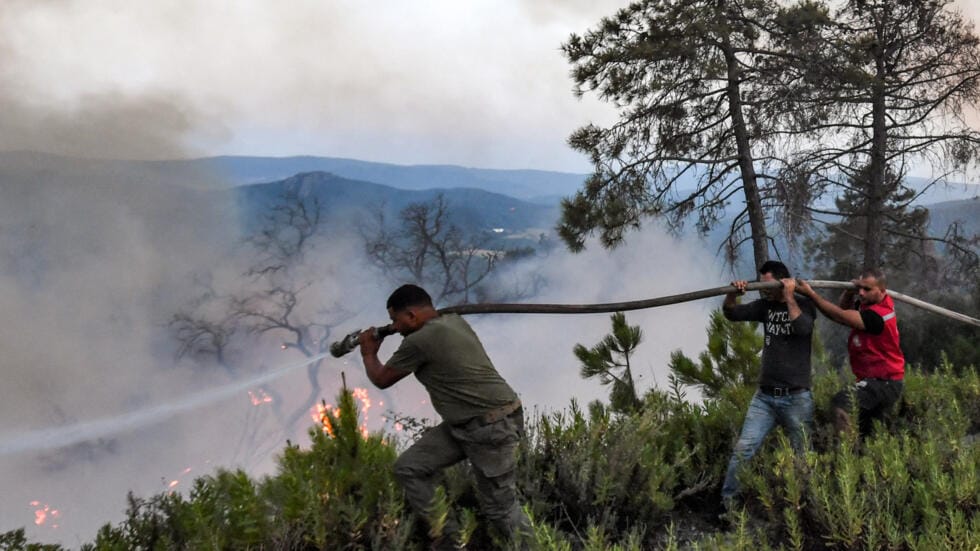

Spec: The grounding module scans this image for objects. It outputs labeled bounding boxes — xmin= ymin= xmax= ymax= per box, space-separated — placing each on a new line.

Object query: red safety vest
xmin=848 ymin=294 xmax=905 ymax=380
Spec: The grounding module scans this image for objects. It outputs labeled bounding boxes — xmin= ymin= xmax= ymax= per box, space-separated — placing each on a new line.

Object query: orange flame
xmin=311 ymin=387 xmax=373 ymax=438
xmin=30 ymin=501 xmax=60 ymax=528
xmin=311 ymin=402 xmax=341 ymax=437
xmin=166 ymin=467 xmax=194 ymax=493
xmin=248 ymin=389 xmax=273 ymax=406
xmin=352 ymin=387 xmax=372 ymax=438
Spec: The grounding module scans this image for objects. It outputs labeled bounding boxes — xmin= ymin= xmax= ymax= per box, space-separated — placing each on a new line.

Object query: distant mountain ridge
xmin=0 ymin=151 xmax=590 ymax=204
xmin=0 ymin=152 xmax=560 ymax=249
xmin=158 ymin=156 xmax=980 ymax=207
xmin=155 ymin=155 xmax=590 ymax=204
xmin=3 ymin=151 xmax=975 ymax=208
xmin=232 ymin=171 xmax=558 ymax=247
xmin=926 ymin=196 xmax=980 ymax=239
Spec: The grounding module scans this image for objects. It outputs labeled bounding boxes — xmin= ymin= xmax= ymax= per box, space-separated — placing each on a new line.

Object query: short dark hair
xmin=758 ymin=260 xmax=791 ymax=280
xmin=861 ymin=268 xmax=887 ymax=289
xmin=386 ymin=284 xmax=433 ymax=312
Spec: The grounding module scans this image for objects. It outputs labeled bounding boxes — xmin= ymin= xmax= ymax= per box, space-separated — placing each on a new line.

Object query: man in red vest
xmin=797 ymin=269 xmax=905 ymax=436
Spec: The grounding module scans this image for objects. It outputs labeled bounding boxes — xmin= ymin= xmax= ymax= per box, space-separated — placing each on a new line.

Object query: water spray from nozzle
xmin=329 ymin=324 xmax=396 ymax=358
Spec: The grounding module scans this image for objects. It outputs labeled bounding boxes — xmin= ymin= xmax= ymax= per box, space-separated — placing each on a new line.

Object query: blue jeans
xmin=721 ymin=389 xmax=814 ymax=501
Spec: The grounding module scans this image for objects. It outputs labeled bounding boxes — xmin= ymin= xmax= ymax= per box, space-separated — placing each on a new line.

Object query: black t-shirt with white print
xmin=723 ymin=295 xmax=816 ymax=390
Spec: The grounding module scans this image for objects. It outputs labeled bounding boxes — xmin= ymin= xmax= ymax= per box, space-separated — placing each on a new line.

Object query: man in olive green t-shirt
xmin=358 ymin=284 xmax=530 ymax=549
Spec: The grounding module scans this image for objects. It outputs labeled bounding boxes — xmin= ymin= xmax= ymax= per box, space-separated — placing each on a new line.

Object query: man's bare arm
xmin=723 ymin=280 xmax=748 ymax=312
xmin=797 ymin=280 xmax=866 ymax=330
xmin=782 ymin=278 xmax=801 ymax=320
xmin=359 ymin=328 xmax=412 ymax=389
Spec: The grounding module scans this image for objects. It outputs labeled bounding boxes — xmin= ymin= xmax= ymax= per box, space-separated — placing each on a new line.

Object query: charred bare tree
xmin=169 ymin=178 xmax=350 ymax=460
xmin=245 ymin=181 xmax=322 ymax=278
xmin=169 ymin=281 xmax=239 ymax=375
xmin=363 ymin=193 xmax=500 ymax=305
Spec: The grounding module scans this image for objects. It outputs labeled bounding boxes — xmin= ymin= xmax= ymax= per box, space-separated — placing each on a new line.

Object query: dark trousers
xmin=393 ymin=410 xmax=531 ymax=542
xmin=832 ymin=378 xmax=904 ymax=436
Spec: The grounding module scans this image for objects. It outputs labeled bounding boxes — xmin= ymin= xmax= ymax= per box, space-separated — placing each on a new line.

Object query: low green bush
xmin=5 ymin=317 xmax=978 ymax=550
xmin=80 ymin=387 xmax=414 ymax=551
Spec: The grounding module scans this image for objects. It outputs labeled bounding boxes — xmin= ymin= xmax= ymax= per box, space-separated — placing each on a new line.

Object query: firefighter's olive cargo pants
xmin=394 ymin=407 xmax=531 ymax=542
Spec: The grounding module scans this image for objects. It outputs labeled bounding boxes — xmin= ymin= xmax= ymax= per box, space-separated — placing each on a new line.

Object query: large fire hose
xmin=8 ymin=280 xmax=971 ymax=456
xmin=329 ymin=280 xmax=979 ymax=357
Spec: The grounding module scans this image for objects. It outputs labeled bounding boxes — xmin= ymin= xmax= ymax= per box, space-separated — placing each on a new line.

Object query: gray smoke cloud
xmin=0 ymin=3 xmax=225 ymax=160
xmin=0 ymin=1 xmax=622 ymax=171
xmin=0 ymin=3 xmax=245 ymax=539
xmin=0 ymin=154 xmax=249 ymax=542
xmin=0 ymin=91 xmax=226 ymax=161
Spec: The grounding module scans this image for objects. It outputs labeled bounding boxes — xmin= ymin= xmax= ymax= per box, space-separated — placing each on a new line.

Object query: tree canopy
xmin=561 ymin=0 xmax=980 ymax=274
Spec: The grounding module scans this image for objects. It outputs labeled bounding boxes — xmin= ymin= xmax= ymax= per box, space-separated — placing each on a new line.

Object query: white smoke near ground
xmin=471 ymin=228 xmax=723 ymax=413
xmin=0 ymin=152 xmax=440 ymax=544
xmin=0 ymin=9 xmax=268 ymax=538
xmin=331 ymin=224 xmax=726 ymax=424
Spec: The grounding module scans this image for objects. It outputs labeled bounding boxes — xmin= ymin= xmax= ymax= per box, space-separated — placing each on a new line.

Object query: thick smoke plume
xmin=0 ymin=6 xmax=246 ymax=539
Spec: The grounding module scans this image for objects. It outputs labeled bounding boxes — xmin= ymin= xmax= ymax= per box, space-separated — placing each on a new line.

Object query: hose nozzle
xmin=329 ymin=324 xmax=395 ymax=358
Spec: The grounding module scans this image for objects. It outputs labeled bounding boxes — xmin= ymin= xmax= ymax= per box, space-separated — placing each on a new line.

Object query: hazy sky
xmin=0 ymin=0 xmax=628 ymax=171
xmin=3 ymin=1 xmax=980 ymax=172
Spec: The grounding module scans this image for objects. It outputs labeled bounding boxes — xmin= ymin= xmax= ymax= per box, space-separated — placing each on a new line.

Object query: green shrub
xmin=668 ymin=310 xmax=762 ymax=401
xmin=0 ymin=528 xmax=67 ymax=551
xmin=738 ymin=367 xmax=980 ymax=550
xmin=9 ymin=338 xmax=980 ymax=550
xmin=82 ymin=385 xmax=413 ymax=550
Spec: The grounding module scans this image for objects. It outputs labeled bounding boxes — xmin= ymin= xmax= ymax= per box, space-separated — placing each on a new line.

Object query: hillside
xmin=231 ymin=171 xmax=559 ymax=247
xmin=153 ymin=155 xmax=590 ymax=204
xmin=926 ymin=196 xmax=980 ymax=238
xmin=8 ymin=357 xmax=979 ymax=550
xmin=0 ymin=151 xmax=588 ymax=204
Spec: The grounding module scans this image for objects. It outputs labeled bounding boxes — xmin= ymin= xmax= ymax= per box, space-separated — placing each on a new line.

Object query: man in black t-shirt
xmin=720 ymin=261 xmax=816 ymax=507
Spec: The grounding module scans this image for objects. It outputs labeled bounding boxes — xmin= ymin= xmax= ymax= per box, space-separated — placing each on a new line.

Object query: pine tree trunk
xmin=724 ymin=37 xmax=769 ymax=270
xmin=865 ymin=23 xmax=888 ymax=271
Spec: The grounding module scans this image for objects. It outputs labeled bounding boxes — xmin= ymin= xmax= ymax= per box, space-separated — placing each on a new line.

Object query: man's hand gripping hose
xmin=330 ymin=324 xmax=396 ymax=357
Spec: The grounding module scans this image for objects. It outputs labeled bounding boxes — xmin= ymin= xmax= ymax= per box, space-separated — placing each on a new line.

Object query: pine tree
xmin=668 ymin=310 xmax=763 ymax=400
xmin=778 ymin=0 xmax=980 ymax=270
xmin=574 ymin=312 xmax=643 ymax=413
xmin=559 ymin=0 xmax=792 ymax=268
